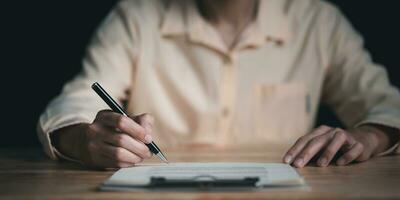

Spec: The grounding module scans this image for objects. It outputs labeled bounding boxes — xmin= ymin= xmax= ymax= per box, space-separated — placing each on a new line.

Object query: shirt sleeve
xmin=319 ymin=3 xmax=400 ymax=154
xmin=37 ymin=3 xmax=139 ymax=159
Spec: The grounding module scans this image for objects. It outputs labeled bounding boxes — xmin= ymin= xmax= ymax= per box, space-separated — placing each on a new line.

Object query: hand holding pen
xmin=80 ymin=110 xmax=157 ymax=168
xmin=91 ymin=82 xmax=168 ymax=165
xmin=50 ymin=82 xmax=168 ymax=168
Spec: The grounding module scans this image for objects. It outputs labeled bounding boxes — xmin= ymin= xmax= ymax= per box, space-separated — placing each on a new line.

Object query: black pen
xmin=91 ymin=82 xmax=168 ymax=163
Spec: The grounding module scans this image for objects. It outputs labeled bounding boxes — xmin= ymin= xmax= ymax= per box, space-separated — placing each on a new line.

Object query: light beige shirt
xmin=38 ymin=0 xmax=400 ymax=159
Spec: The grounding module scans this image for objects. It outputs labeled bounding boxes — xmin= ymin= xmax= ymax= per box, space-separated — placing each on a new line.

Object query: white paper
xmin=103 ymin=162 xmax=304 ymax=188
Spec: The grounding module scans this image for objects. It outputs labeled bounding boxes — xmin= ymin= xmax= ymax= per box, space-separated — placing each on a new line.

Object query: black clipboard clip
xmin=149 ymin=175 xmax=260 ymax=189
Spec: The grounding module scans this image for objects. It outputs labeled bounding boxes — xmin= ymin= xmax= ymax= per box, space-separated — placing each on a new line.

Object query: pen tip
xmin=157 ymin=153 xmax=169 ymax=164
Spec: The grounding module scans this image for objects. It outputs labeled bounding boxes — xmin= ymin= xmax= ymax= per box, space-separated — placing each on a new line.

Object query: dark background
xmin=2 ymin=1 xmax=399 ymax=147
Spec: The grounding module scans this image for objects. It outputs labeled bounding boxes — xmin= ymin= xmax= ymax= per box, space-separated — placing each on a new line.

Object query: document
xmin=101 ymin=162 xmax=306 ymax=191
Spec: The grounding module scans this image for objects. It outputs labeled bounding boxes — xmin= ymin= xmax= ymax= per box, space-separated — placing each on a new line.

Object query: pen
xmin=91 ymin=82 xmax=168 ymax=163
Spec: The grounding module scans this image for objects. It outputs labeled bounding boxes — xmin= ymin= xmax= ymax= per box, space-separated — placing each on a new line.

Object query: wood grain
xmin=0 ymin=146 xmax=399 ymax=200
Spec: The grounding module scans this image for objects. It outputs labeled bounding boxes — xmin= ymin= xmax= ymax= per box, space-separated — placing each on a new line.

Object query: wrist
xmin=51 ymin=123 xmax=90 ymax=161
xmin=356 ymin=124 xmax=399 ymax=156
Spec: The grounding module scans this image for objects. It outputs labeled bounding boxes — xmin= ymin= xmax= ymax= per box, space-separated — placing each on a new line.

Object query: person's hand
xmin=52 ymin=110 xmax=154 ymax=169
xmin=282 ymin=124 xmax=398 ymax=168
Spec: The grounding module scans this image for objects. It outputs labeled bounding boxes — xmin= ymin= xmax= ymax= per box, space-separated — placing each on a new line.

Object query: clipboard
xmin=101 ymin=175 xmax=260 ymax=191
xmin=148 ymin=175 xmax=260 ymax=189
xmin=100 ymin=163 xmax=306 ymax=192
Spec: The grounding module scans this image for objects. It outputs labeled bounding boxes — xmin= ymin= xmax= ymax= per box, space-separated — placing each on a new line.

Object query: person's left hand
xmin=282 ymin=125 xmax=392 ymax=168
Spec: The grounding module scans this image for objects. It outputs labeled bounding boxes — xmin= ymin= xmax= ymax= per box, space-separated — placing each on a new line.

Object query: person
xmin=38 ymin=0 xmax=400 ymax=169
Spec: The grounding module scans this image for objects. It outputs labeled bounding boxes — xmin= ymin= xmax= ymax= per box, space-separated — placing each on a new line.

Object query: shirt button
xmin=222 ymin=107 xmax=230 ymax=117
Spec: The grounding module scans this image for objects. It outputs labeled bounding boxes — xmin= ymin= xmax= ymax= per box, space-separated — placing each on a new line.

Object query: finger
xmin=104 ymin=133 xmax=152 ymax=159
xmin=341 ymin=132 xmax=357 ymax=152
xmin=96 ymin=111 xmax=151 ymax=144
xmin=283 ymin=125 xmax=332 ymax=164
xmin=133 ymin=113 xmax=155 ymax=137
xmin=87 ymin=124 xmax=117 ymax=141
xmin=86 ymin=142 xmax=133 ymax=168
xmin=317 ymin=129 xmax=350 ymax=167
xmin=93 ymin=126 xmax=153 ymax=159
xmin=134 ymin=113 xmax=155 ymax=132
xmin=336 ymin=142 xmax=364 ymax=165
xmin=95 ymin=110 xmax=124 ymax=128
xmin=95 ymin=110 xmax=116 ymax=125
xmin=292 ymin=133 xmax=332 ymax=168
xmin=99 ymin=143 xmax=143 ymax=164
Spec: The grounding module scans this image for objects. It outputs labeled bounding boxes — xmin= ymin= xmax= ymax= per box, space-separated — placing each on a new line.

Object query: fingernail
xmin=294 ymin=158 xmax=304 ymax=167
xmin=318 ymin=158 xmax=327 ymax=166
xmin=144 ymin=134 xmax=153 ymax=144
xmin=337 ymin=158 xmax=346 ymax=166
xmin=284 ymin=155 xmax=292 ymax=164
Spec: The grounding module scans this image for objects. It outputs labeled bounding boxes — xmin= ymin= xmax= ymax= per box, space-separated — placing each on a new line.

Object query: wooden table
xmin=1 ymin=146 xmax=399 ymax=199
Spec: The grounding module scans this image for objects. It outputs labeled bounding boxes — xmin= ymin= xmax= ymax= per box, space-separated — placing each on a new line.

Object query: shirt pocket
xmin=251 ymin=82 xmax=310 ymax=145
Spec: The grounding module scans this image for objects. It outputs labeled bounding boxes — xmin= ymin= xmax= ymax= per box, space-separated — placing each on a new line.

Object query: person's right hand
xmin=52 ymin=110 xmax=154 ymax=169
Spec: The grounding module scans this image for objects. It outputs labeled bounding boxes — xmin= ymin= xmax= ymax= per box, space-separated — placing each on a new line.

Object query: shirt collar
xmin=161 ymin=0 xmax=228 ymax=53
xmin=256 ymin=0 xmax=291 ymax=44
xmin=160 ymin=0 xmax=187 ymax=37
xmin=160 ymin=0 xmax=291 ymax=52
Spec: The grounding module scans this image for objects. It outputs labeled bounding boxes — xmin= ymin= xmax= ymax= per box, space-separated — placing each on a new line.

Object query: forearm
xmin=50 ymin=124 xmax=89 ymax=161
